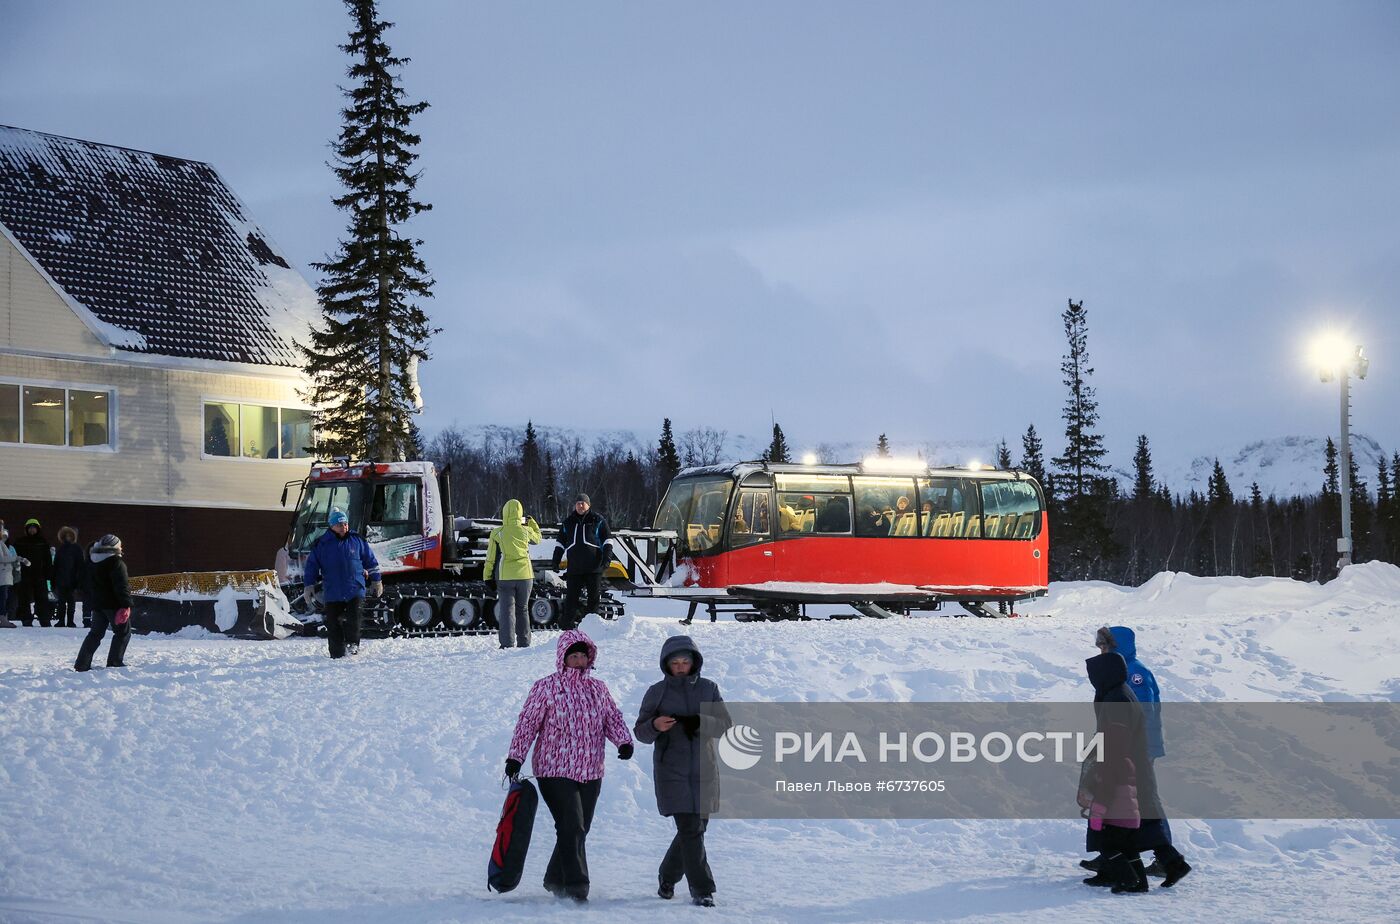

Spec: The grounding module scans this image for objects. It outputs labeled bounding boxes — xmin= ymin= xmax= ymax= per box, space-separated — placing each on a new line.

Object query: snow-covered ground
xmin=3 ymin=565 xmax=1399 ymax=923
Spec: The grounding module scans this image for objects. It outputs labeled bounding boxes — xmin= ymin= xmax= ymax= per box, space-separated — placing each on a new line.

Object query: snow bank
xmin=1 ymin=571 xmax=1398 ymax=922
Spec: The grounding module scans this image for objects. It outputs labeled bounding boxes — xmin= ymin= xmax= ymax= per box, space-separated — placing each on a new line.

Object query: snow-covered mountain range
xmin=434 ymin=423 xmax=1392 ymax=500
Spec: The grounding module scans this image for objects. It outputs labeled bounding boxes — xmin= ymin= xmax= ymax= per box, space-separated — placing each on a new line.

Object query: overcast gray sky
xmin=2 ymin=0 xmax=1397 ymax=464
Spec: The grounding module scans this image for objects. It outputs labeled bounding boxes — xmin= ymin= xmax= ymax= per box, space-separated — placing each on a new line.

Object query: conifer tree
xmin=1323 ymin=438 xmax=1339 ymax=495
xmin=876 ymin=434 xmax=891 ymax=458
xmin=657 ymin=418 xmax=681 ymax=482
xmin=1052 ymin=299 xmax=1109 ymax=497
xmin=1207 ymin=459 xmax=1233 ymax=508
xmin=304 ymin=0 xmax=437 ymax=460
xmin=1132 ymin=435 xmax=1154 ymax=502
xmin=1020 ymin=424 xmax=1046 ymax=485
xmin=520 ymin=421 xmax=542 ymax=509
xmin=764 ymin=423 xmax=791 ymax=464
xmin=542 ymin=449 xmax=559 ymax=522
xmin=996 ymin=439 xmax=1013 ymax=470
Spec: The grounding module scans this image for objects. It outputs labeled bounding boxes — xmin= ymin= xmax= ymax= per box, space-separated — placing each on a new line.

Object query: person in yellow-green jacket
xmin=485 ymin=498 xmax=543 ymax=648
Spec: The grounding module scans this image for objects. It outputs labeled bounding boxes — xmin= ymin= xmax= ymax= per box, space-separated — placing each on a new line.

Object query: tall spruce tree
xmin=520 ymin=421 xmax=543 ymax=509
xmin=542 ymin=449 xmax=559 ymax=522
xmin=996 ymin=439 xmax=1013 ymax=470
xmin=764 ymin=423 xmax=791 ymax=464
xmin=1020 ymin=424 xmax=1046 ymax=484
xmin=1132 ymin=434 xmax=1154 ymax=502
xmin=305 ymin=0 xmax=437 ymax=461
xmin=1323 ymin=438 xmax=1339 ymax=495
xmin=876 ymin=434 xmax=891 ymax=458
xmin=1052 ymin=299 xmax=1109 ymax=497
xmin=657 ymin=419 xmax=682 ymax=482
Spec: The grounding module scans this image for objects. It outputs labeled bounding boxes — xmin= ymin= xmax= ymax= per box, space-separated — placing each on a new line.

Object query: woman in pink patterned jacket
xmin=505 ymin=628 xmax=633 ymax=902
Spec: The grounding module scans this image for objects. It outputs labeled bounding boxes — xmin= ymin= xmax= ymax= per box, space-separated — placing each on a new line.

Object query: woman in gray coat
xmin=633 ymin=635 xmax=732 ymax=908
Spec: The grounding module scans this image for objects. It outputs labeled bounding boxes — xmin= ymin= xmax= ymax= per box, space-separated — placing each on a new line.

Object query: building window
xmin=0 ymin=384 xmax=18 ymax=443
xmin=23 ymin=386 xmax=66 ymax=445
xmin=68 ymin=390 xmax=110 ymax=447
xmin=280 ymin=408 xmax=313 ymax=460
xmin=204 ymin=401 xmax=315 ymax=460
xmin=0 ymin=381 xmax=113 ymax=449
xmin=241 ymin=404 xmax=278 ymax=459
xmin=204 ymin=402 xmax=240 ymax=457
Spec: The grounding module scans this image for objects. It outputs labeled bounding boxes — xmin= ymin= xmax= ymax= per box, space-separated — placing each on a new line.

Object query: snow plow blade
xmin=129 ymin=571 xmax=303 ymax=638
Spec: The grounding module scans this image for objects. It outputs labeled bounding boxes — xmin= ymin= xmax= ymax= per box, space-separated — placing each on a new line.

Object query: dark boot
xmin=1161 ymin=857 xmax=1192 ymax=888
xmin=1083 ymin=853 xmax=1123 ymax=887
xmin=658 ymin=878 xmax=674 ymax=900
xmin=1080 ymin=854 xmax=1105 ymax=872
xmin=1111 ymin=856 xmax=1150 ymax=894
xmin=1144 ymin=859 xmax=1165 ymax=877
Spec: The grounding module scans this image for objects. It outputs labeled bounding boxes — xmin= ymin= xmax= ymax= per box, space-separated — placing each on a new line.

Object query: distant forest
xmin=425 ymin=302 xmax=1399 ymax=585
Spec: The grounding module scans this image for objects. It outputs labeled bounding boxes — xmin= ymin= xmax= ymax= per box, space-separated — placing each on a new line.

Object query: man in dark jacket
xmin=74 ymin=534 xmax=132 ymax=671
xmin=552 ymin=494 xmax=611 ymax=630
xmin=53 ymin=526 xmax=85 ymax=628
xmin=14 ymin=518 xmax=53 ymax=627
xmin=633 ymin=635 xmax=732 ymax=907
xmin=302 ymin=508 xmax=382 ymax=658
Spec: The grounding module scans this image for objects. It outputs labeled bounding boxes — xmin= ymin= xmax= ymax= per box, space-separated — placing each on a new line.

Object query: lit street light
xmin=1311 ymin=333 xmax=1369 ymax=570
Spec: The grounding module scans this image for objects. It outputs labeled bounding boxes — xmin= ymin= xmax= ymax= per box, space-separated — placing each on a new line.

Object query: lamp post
xmin=1316 ymin=338 xmax=1369 ymax=570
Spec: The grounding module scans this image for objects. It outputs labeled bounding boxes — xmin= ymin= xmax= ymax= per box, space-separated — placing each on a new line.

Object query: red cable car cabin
xmin=651 ymin=461 xmax=1048 ymax=617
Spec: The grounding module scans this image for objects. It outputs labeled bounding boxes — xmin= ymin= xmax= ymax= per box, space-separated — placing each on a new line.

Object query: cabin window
xmin=204 ymin=402 xmax=240 ymax=456
xmin=852 ymin=476 xmax=919 ymax=537
xmin=0 ymin=381 xmax=113 ymax=449
xmin=917 ymin=477 xmax=982 ymax=538
xmin=979 ymin=480 xmax=1042 ymax=539
xmin=730 ymin=488 xmax=772 ymax=547
xmin=367 ymin=481 xmax=421 ymax=542
xmin=655 ymin=477 xmax=735 ymax=553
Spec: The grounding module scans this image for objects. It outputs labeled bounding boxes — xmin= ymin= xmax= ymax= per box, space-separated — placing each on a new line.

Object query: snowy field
xmin=3 ymin=564 xmax=1399 ymax=923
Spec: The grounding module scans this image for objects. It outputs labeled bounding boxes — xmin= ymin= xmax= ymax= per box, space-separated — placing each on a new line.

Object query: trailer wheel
xmin=444 ymin=598 xmax=477 ymax=630
xmin=399 ymin=597 xmax=437 ymax=630
xmin=529 ymin=596 xmax=556 ymax=628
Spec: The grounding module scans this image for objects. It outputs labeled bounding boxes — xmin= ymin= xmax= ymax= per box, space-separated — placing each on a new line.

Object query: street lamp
xmin=1311 ymin=333 xmax=1369 ymax=569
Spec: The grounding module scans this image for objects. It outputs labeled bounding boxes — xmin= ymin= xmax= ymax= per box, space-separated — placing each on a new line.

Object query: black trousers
xmin=75 ymin=608 xmax=131 ymax=671
xmin=660 ymin=813 xmax=715 ymax=897
xmin=17 ymin=581 xmax=51 ymax=627
xmin=323 ymin=597 xmax=364 ymax=659
xmin=537 ymin=776 xmax=602 ymax=899
xmin=562 ymin=572 xmax=601 ymax=628
xmin=56 ymin=588 xmax=78 ymax=628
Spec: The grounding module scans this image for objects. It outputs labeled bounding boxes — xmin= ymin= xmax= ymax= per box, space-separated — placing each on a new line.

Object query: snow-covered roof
xmin=0 ymin=124 xmax=318 ymax=367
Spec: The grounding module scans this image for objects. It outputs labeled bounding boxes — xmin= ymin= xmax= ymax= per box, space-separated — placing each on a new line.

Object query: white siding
xmin=0 ymin=352 xmax=310 ymax=510
xmin=0 ymin=232 xmax=109 ymax=357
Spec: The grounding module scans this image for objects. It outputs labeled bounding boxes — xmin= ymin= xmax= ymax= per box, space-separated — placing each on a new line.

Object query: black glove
xmin=678 ymin=715 xmax=701 ymax=737
xmin=617 ymin=743 xmax=634 ymax=761
xmin=504 ymin=757 xmax=521 ymax=779
xmin=551 ymin=549 xmax=564 ymax=571
xmin=487 ymin=578 xmax=497 ymax=593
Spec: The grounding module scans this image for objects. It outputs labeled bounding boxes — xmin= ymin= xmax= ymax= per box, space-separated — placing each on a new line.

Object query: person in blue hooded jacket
xmin=303 ymin=508 xmax=382 ymax=659
xmin=1082 ymin=626 xmax=1192 ymax=888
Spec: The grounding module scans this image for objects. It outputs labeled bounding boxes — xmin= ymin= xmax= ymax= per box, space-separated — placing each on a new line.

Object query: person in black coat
xmin=52 ymin=526 xmax=85 ymax=629
xmin=551 ymin=494 xmax=612 ymax=629
xmin=74 ymin=535 xmax=133 ymax=672
xmin=14 ymin=518 xmax=54 ymax=627
xmin=633 ymin=635 xmax=732 ymax=907
xmin=1081 ymin=648 xmax=1161 ymax=893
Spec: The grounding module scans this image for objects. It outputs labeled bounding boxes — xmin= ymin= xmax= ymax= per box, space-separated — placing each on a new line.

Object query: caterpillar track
xmin=288 ymin=579 xmax=625 ymax=639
